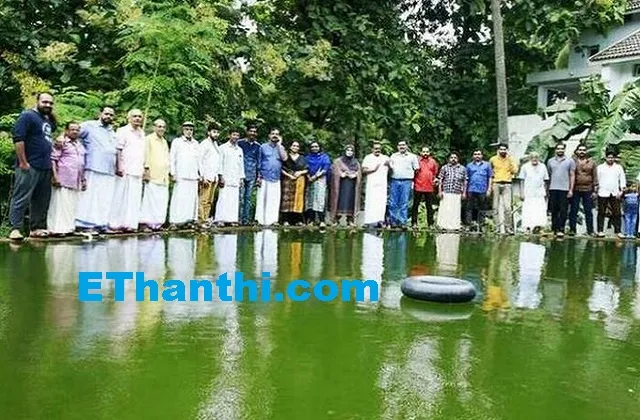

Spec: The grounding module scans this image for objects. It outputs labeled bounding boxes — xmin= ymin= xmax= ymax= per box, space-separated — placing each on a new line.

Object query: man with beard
xmin=108 ymin=109 xmax=145 ymax=233
xmin=547 ymin=142 xmax=576 ymax=237
xmin=255 ymin=128 xmax=288 ymax=226
xmin=569 ymin=144 xmax=597 ymax=236
xmin=168 ymin=121 xmax=201 ymax=229
xmin=489 ymin=143 xmax=518 ymax=234
xmin=8 ymin=92 xmax=57 ymax=240
xmin=197 ymin=122 xmax=222 ymax=229
xmin=75 ymin=106 xmax=118 ymax=234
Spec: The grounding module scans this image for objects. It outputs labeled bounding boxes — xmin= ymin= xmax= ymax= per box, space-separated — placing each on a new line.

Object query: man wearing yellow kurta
xmin=489 ymin=143 xmax=519 ymax=234
xmin=197 ymin=123 xmax=222 ymax=228
xmin=139 ymin=119 xmax=170 ymax=231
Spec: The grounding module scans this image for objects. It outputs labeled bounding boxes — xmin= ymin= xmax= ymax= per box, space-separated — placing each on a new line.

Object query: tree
xmin=491 ymin=0 xmax=508 ymax=144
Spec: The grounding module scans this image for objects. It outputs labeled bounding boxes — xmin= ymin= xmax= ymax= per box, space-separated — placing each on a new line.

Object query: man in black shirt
xmin=8 ymin=92 xmax=57 ymax=240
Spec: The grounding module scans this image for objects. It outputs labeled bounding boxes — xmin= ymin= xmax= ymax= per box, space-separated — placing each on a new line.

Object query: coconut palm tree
xmin=491 ymin=0 xmax=509 ymax=144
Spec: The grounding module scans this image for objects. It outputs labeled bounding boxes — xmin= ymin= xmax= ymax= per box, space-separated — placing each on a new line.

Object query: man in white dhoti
xmin=47 ymin=122 xmax=86 ymax=236
xmin=437 ymin=152 xmax=467 ymax=231
xmin=139 ymin=119 xmax=170 ymax=231
xmin=108 ymin=109 xmax=145 ymax=232
xmin=168 ymin=121 xmax=201 ymax=229
xmin=255 ymin=128 xmax=288 ymax=226
xmin=361 ymin=142 xmax=389 ymax=228
xmin=75 ymin=106 xmax=118 ymax=234
xmin=214 ymin=129 xmax=245 ymax=226
xmin=518 ymin=152 xmax=549 ymax=233
xmin=197 ymin=122 xmax=222 ymax=229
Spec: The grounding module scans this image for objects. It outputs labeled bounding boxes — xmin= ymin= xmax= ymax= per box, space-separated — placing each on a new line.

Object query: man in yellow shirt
xmin=489 ymin=143 xmax=518 ymax=234
xmin=139 ymin=119 xmax=170 ymax=231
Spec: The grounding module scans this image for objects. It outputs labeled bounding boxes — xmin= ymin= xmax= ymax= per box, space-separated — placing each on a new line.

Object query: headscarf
xmin=340 ymin=144 xmax=359 ymax=171
xmin=306 ymin=142 xmax=332 ymax=178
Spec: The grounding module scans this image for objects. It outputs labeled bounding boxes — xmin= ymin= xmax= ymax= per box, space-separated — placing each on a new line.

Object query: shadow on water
xmin=1 ymin=232 xmax=640 ymax=419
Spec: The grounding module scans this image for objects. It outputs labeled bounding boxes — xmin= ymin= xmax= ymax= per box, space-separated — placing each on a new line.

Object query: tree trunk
xmin=491 ymin=0 xmax=509 ymax=144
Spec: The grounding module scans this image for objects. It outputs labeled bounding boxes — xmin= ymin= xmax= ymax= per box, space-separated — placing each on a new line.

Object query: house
xmin=527 ymin=1 xmax=640 ymax=110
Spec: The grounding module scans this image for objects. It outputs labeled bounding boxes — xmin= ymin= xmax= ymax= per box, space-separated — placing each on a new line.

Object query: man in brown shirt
xmin=569 ymin=144 xmax=598 ymax=235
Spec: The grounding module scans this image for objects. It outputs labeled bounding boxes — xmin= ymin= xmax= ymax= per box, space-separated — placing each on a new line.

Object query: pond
xmin=1 ymin=231 xmax=639 ymax=419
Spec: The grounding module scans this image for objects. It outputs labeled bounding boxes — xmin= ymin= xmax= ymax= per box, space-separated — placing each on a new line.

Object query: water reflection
xmin=2 ymin=233 xmax=640 ymax=419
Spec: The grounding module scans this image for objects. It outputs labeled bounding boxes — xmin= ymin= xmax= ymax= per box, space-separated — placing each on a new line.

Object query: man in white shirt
xmin=387 ymin=140 xmax=419 ymax=228
xmin=361 ymin=142 xmax=389 ymax=228
xmin=596 ymin=150 xmax=626 ymax=237
xmin=108 ymin=109 xmax=145 ymax=233
xmin=197 ymin=122 xmax=222 ymax=229
xmin=214 ymin=129 xmax=245 ymax=226
xmin=168 ymin=121 xmax=201 ymax=229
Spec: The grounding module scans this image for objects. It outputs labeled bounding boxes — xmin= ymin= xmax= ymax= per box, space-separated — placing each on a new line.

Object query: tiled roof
xmin=589 ymin=29 xmax=640 ymax=62
xmin=628 ymin=0 xmax=640 ymax=13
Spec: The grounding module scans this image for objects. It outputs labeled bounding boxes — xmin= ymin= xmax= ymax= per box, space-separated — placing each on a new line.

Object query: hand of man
xmin=341 ymin=172 xmax=347 ymax=178
xmin=567 ymin=190 xmax=573 ymax=199
xmin=256 ymin=178 xmax=262 ymax=188
xmin=52 ymin=177 xmax=61 ymax=188
xmin=116 ymin=169 xmax=124 ymax=177
xmin=81 ymin=178 xmax=87 ymax=191
xmin=438 ymin=191 xmax=443 ymax=199
xmin=143 ymin=169 xmax=150 ymax=182
xmin=218 ymin=177 xmax=225 ymax=188
xmin=19 ymin=161 xmax=30 ymax=171
xmin=170 ymin=174 xmax=176 ymax=183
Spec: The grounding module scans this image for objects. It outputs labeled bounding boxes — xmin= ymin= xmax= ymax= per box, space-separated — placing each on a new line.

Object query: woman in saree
xmin=305 ymin=141 xmax=332 ymax=226
xmin=330 ymin=144 xmax=362 ymax=227
xmin=280 ymin=141 xmax=308 ymax=226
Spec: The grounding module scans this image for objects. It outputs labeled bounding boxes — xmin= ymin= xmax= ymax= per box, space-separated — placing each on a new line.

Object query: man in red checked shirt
xmin=411 ymin=146 xmax=439 ymax=229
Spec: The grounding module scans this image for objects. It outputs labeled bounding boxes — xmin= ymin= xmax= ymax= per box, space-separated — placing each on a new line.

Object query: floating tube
xmin=400 ymin=275 xmax=477 ymax=303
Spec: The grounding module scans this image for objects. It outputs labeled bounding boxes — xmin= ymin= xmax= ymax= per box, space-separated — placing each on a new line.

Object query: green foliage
xmin=525 ymin=76 xmax=640 ymax=161
xmin=0 ymin=0 xmax=628 ymax=159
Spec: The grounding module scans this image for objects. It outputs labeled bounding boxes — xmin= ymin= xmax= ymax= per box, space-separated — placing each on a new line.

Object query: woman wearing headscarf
xmin=280 ymin=140 xmax=309 ymax=226
xmin=305 ymin=141 xmax=332 ymax=226
xmin=330 ymin=144 xmax=362 ymax=227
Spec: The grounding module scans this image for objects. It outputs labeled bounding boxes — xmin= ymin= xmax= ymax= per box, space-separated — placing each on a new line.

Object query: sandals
xmin=29 ymin=229 xmax=49 ymax=238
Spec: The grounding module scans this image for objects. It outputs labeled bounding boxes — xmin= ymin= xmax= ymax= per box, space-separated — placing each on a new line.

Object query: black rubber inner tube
xmin=400 ymin=275 xmax=477 ymax=303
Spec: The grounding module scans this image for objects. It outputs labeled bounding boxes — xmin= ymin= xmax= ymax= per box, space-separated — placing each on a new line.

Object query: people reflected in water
xmin=513 ymin=242 xmax=544 ymax=309
xmin=360 ymin=232 xmax=384 ymax=305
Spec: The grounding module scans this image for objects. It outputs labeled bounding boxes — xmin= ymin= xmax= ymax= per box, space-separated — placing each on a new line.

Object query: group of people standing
xmin=6 ymin=92 xmax=640 ymax=240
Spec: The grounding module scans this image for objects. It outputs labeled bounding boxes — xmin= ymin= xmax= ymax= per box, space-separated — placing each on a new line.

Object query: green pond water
xmin=1 ymin=231 xmax=640 ymax=420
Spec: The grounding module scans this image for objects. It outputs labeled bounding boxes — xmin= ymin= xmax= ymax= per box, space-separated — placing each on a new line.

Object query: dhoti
xmin=47 ymin=186 xmax=79 ymax=234
xmin=139 ymin=181 xmax=169 ymax=229
xmin=75 ymin=170 xmax=116 ymax=230
xmin=364 ymin=182 xmax=387 ymax=224
xmin=255 ymin=180 xmax=281 ymax=225
xmin=109 ymin=174 xmax=143 ymax=230
xmin=214 ymin=185 xmax=240 ymax=223
xmin=169 ymin=179 xmax=198 ymax=224
xmin=437 ymin=193 xmax=462 ymax=230
xmin=521 ymin=197 xmax=548 ymax=230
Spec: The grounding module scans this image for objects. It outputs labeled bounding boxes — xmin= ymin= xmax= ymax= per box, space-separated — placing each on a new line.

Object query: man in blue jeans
xmin=387 ymin=140 xmax=419 ymax=228
xmin=569 ymin=144 xmax=597 ymax=236
xmin=237 ymin=124 xmax=261 ymax=225
xmin=8 ymin=92 xmax=57 ymax=240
